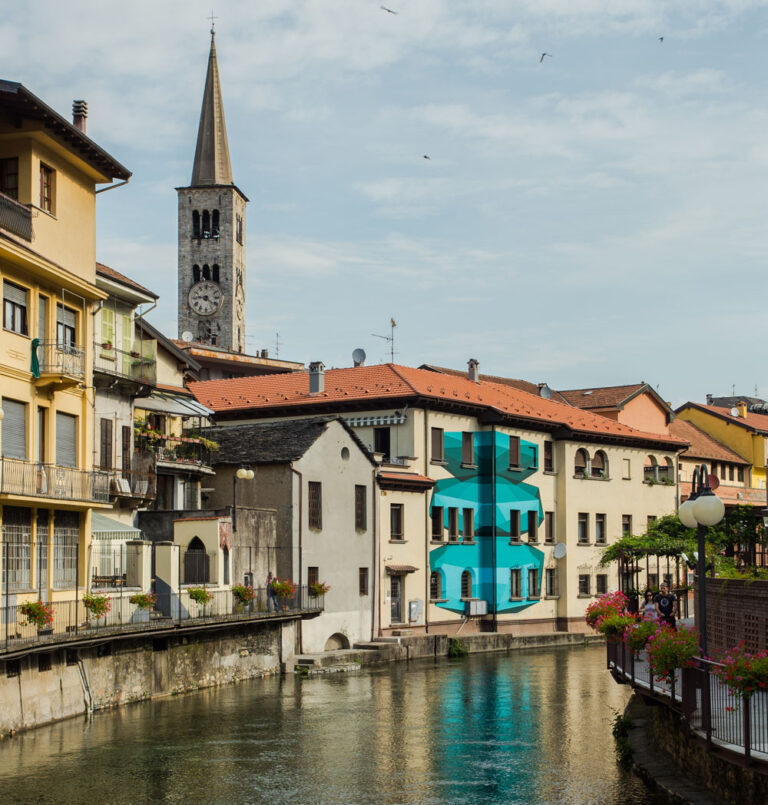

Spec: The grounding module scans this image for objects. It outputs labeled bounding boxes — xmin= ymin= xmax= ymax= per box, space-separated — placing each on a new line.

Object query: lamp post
xmin=678 ymin=463 xmax=725 ymax=657
xmin=232 ymin=467 xmax=254 ymax=533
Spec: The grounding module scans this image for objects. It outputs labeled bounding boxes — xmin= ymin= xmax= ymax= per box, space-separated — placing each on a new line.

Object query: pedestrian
xmin=654 ymin=582 xmax=677 ymax=629
xmin=642 ymin=590 xmax=657 ymax=621
xmin=266 ymin=571 xmax=279 ymax=612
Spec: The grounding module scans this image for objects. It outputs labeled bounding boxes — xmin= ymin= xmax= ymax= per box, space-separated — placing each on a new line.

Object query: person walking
xmin=654 ymin=582 xmax=677 ymax=629
xmin=266 ymin=571 xmax=279 ymax=612
xmin=642 ymin=590 xmax=657 ymax=620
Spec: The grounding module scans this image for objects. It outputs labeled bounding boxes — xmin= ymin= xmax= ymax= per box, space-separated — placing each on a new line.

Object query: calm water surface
xmin=0 ymin=644 xmax=661 ymax=805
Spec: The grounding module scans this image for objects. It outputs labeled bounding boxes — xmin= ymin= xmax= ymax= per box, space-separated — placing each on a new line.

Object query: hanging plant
xmin=188 ymin=587 xmax=213 ymax=606
xmin=129 ymin=592 xmax=157 ymax=610
xmin=82 ymin=593 xmax=111 ymax=619
xmin=20 ymin=600 xmax=54 ymax=630
xmin=645 ymin=625 xmax=698 ymax=682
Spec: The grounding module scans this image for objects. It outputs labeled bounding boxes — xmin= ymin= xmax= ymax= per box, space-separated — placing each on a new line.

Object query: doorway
xmin=390 ymin=575 xmax=403 ymax=623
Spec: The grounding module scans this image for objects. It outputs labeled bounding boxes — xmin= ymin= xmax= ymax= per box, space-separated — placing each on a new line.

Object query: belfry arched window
xmin=212 ymin=210 xmax=220 ymax=237
xmin=202 ymin=210 xmax=210 ymax=238
xmin=192 ymin=210 xmax=200 ymax=239
xmin=211 ymin=264 xmax=219 ymax=283
xmin=202 ymin=264 xmax=210 ymax=281
xmin=192 ymin=265 xmax=200 ymax=283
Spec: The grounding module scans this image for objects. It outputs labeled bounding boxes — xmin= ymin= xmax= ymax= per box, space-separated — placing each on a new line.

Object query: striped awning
xmin=91 ymin=512 xmax=142 ymax=541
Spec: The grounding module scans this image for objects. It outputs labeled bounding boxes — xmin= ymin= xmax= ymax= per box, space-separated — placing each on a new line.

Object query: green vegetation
xmin=447 ymin=638 xmax=468 ymax=658
xmin=611 ymin=711 xmax=634 ymax=769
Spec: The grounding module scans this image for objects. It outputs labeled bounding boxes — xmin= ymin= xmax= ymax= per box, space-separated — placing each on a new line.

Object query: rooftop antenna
xmin=274 ymin=331 xmax=281 ymax=358
xmin=372 ymin=318 xmax=397 ymax=363
xmin=732 ymin=383 xmax=736 ymax=396
xmin=208 ymin=10 xmax=218 ymax=35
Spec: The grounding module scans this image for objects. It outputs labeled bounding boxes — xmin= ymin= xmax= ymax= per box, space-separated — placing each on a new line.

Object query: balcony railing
xmin=0 ymin=586 xmax=323 ymax=654
xmin=94 ymin=343 xmax=156 ymax=385
xmin=34 ymin=341 xmax=85 ymax=380
xmin=96 ymin=467 xmax=157 ymax=502
xmin=135 ymin=434 xmax=212 ymax=468
xmin=0 ymin=191 xmax=32 ymax=241
xmin=0 ymin=458 xmax=110 ymax=503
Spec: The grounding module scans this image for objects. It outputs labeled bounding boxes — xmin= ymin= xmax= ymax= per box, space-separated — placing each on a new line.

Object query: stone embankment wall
xmin=0 ymin=620 xmax=295 ymax=737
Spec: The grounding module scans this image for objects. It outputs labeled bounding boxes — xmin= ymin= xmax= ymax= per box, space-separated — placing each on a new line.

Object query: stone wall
xmin=0 ymin=619 xmax=294 ymax=736
xmin=702 ymin=577 xmax=768 ymax=656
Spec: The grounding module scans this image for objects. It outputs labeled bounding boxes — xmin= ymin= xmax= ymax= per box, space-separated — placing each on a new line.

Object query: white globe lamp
xmin=236 ymin=468 xmax=248 ymax=480
xmin=693 ymin=492 xmax=725 ymax=527
xmin=678 ymin=498 xmax=699 ymax=529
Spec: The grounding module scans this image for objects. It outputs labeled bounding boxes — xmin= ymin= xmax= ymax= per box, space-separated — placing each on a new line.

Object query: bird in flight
xmin=423 ymin=155 xmax=431 ymax=160
xmin=658 ymin=36 xmax=664 ymax=43
xmin=540 ymin=53 xmax=552 ymax=63
xmin=381 ymin=5 xmax=398 ymax=13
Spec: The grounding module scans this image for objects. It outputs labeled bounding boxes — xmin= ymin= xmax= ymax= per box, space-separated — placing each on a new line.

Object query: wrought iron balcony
xmin=0 ymin=191 xmax=32 ymax=241
xmin=33 ymin=340 xmax=85 ymax=387
xmin=0 ymin=458 xmax=110 ymax=503
xmin=94 ymin=342 xmax=156 ymax=387
xmin=135 ymin=434 xmax=212 ymax=469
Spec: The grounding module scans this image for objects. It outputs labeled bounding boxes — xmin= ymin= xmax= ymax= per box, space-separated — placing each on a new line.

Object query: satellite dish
xmin=352 ymin=348 xmax=366 ymax=367
xmin=730 ymin=407 xmax=739 ymax=417
xmin=181 ymin=331 xmax=194 ymax=343
xmin=553 ymin=543 xmax=567 ymax=560
xmin=538 ymin=383 xmax=553 ymax=400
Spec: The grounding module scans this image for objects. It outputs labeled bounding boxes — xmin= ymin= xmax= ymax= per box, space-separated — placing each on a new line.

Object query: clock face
xmin=188 ymin=281 xmax=223 ymax=316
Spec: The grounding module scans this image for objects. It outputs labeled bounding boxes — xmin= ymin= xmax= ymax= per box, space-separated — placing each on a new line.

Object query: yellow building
xmin=0 ymin=82 xmax=130 ymax=614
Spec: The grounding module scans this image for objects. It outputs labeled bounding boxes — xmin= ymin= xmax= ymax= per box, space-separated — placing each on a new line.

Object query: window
xmin=509 ymin=435 xmax=520 ymax=467
xmin=596 ymin=574 xmax=608 ymax=595
xmin=430 ymin=571 xmax=442 ymax=600
xmin=192 ymin=210 xmax=200 ymax=239
xmin=591 ymin=450 xmax=607 ymax=478
xmin=40 ymin=163 xmax=54 ymax=212
xmin=461 ymin=570 xmax=473 ymax=599
xmin=738 ymin=466 xmax=745 ymax=482
xmin=578 ymin=574 xmax=591 ymax=596
xmin=431 ymin=428 xmax=444 ymax=462
xmin=3 ymin=281 xmax=28 ymax=335
xmin=509 ymin=509 xmax=520 ymax=541
xmin=390 ymin=503 xmax=403 ymax=541
xmin=202 ymin=210 xmax=211 ymax=237
xmin=56 ymin=412 xmax=77 ymax=467
xmin=99 ymin=418 xmax=113 ymax=469
xmin=574 ymin=449 xmax=588 ymax=477
xmin=193 ymin=264 xmax=201 ymax=282
xmin=374 ymin=427 xmax=390 ymax=458
xmin=462 ymin=508 xmax=474 ymax=540
xmin=121 ymin=426 xmax=131 ymax=479
xmin=38 ymin=295 xmax=47 ymax=342
xmin=308 ymin=481 xmax=322 ymax=529
xmin=647 ymin=515 xmax=657 ymax=529
xmin=56 ymin=305 xmax=77 ymax=349
xmin=359 ymin=567 xmax=369 ymax=595
xmin=212 ymin=209 xmax=220 ymax=237
xmin=448 ymin=508 xmax=459 ymax=541
xmin=622 ymin=458 xmax=631 ymax=479
xmin=202 ymin=264 xmax=210 ymax=280
xmin=595 ymin=513 xmax=606 ymax=545
xmin=462 ymin=432 xmax=474 ymax=465
xmin=544 ymin=440 xmax=553 ymax=472
xmin=2 ymin=399 xmax=27 ymax=459
xmin=622 ymin=515 xmax=632 ymax=538
xmin=0 ymin=157 xmax=18 ymax=199
xmin=729 ymin=464 xmax=735 ymax=481
xmin=212 ymin=265 xmax=220 ymax=283
xmin=644 ymin=455 xmax=658 ymax=483
xmin=355 ymin=485 xmax=367 ymax=530
xmin=236 ymin=214 xmax=243 ymax=244
xmin=38 ymin=654 xmax=52 ymax=673
xmin=431 ymin=506 xmax=444 ymax=540
xmin=37 ymin=407 xmax=46 ymax=464
xmin=648 ymin=573 xmax=658 ymax=590
xmin=53 ymin=510 xmax=79 ymax=589
xmin=2 ymin=506 xmax=32 ymax=592
xmin=510 ymin=569 xmax=521 ymax=598
xmin=527 ymin=510 xmax=538 ymax=543
xmin=308 ymin=566 xmax=319 ymax=587
xmin=528 ymin=568 xmax=539 ymax=598
xmin=545 ymin=568 xmax=558 ymax=596
xmin=544 ymin=511 xmax=554 ymax=543
xmin=578 ymin=513 xmax=589 ymax=544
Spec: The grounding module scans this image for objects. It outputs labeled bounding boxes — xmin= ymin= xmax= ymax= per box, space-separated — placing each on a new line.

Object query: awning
xmin=135 ymin=392 xmax=213 ymax=418
xmin=91 ymin=512 xmax=142 ymax=541
xmin=385 ymin=564 xmax=418 ymax=574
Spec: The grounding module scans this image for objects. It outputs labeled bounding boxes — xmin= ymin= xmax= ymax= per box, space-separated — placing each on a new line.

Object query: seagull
xmin=423 ymin=155 xmax=431 ymax=160
xmin=658 ymin=36 xmax=664 ymax=43
xmin=381 ymin=5 xmax=398 ymax=13
xmin=540 ymin=52 xmax=552 ymax=63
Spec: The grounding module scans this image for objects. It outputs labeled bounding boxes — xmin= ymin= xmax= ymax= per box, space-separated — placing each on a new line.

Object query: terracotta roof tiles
xmin=558 ymin=383 xmax=647 ymax=410
xmin=96 ymin=262 xmax=158 ymax=299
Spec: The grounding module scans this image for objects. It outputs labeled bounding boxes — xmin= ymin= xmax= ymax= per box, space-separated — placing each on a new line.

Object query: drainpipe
xmin=423 ymin=406 xmax=430 ymax=636
xmin=289 ymin=466 xmax=303 ymax=654
xmin=491 ymin=425 xmax=498 ymax=632
xmin=371 ymin=464 xmax=378 ymax=642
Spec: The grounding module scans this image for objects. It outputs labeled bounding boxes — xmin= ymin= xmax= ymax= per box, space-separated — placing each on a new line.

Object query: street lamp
xmin=678 ymin=463 xmax=724 ymax=657
xmin=232 ymin=467 xmax=254 ymax=532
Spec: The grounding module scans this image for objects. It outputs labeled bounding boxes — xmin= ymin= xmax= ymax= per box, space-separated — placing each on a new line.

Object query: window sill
xmin=3 ymin=327 xmax=30 ymax=339
xmin=431 ymin=598 xmax=449 ymax=604
xmin=430 ymin=459 xmax=447 ymax=466
xmin=543 ymin=469 xmax=557 ymax=476
xmin=527 ymin=596 xmax=541 ymax=601
xmin=509 ymin=539 xmax=522 ymax=545
xmin=544 ymin=540 xmax=555 ymax=546
xmin=389 ymin=539 xmax=406 ymax=544
xmin=461 ymin=463 xmax=477 ymax=469
xmin=576 ymin=541 xmax=592 ymax=547
xmin=577 ymin=593 xmax=592 ymax=599
xmin=545 ymin=595 xmax=560 ymax=600
xmin=509 ymin=596 xmax=524 ymax=602
xmin=430 ymin=539 xmax=445 ymax=545
xmin=31 ymin=204 xmax=57 ymax=220
xmin=595 ymin=541 xmax=607 ymax=547
xmin=527 ymin=540 xmax=539 ymax=546
xmin=462 ymin=539 xmax=476 ymax=545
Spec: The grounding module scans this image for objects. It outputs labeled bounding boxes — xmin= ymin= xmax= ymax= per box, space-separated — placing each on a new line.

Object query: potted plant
xmin=101 ymin=340 xmax=113 ymax=350
xmin=270 ymin=578 xmax=297 ymax=608
xmin=82 ymin=593 xmax=111 ymax=622
xmin=231 ymin=584 xmax=255 ymax=612
xmin=596 ymin=612 xmax=636 ymax=642
xmin=645 ymin=624 xmax=698 ymax=683
xmin=309 ymin=581 xmax=331 ymax=598
xmin=129 ymin=592 xmax=157 ymax=610
xmin=624 ymin=619 xmax=659 ymax=654
xmin=716 ymin=643 xmax=768 ymax=699
xmin=585 ymin=590 xmax=629 ymax=631
xmin=188 ymin=586 xmax=213 ymax=607
xmin=20 ymin=600 xmax=54 ymax=632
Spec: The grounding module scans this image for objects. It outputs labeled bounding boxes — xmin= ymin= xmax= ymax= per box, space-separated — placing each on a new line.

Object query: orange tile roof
xmin=96 ymin=262 xmax=158 ymax=299
xmin=679 ymin=482 xmax=766 ymax=508
xmin=190 ymin=364 xmax=686 ymax=448
xmin=558 ymin=383 xmax=647 ymax=410
xmin=670 ymin=419 xmax=749 ymax=465
xmin=419 ymin=364 xmax=542 ymax=396
xmin=678 ymin=403 xmax=768 ymax=435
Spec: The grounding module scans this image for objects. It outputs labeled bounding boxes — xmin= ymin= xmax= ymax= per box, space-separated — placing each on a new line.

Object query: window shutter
xmin=2 ymin=399 xmax=27 ymax=459
xmin=101 ymin=308 xmax=114 ymax=345
xmin=100 ymin=418 xmax=113 ymax=469
xmin=55 ymin=412 xmax=77 ymax=467
xmin=4 ymin=282 xmax=27 ymax=306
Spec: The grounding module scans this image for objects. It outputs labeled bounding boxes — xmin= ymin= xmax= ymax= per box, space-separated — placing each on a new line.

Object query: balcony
xmin=93 ymin=342 xmax=156 ymax=391
xmin=135 ymin=433 xmax=213 ymax=472
xmin=0 ymin=191 xmax=32 ymax=241
xmin=97 ymin=466 xmax=157 ymax=505
xmin=0 ymin=458 xmax=109 ymax=503
xmin=33 ymin=340 xmax=85 ymax=390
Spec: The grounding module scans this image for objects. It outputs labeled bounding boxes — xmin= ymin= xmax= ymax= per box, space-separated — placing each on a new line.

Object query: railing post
xmin=703 ymin=664 xmax=712 ymax=749
xmin=744 ymin=694 xmax=752 ymax=765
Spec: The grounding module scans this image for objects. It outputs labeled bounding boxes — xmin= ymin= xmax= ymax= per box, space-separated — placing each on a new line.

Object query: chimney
xmin=706 ymin=393 xmax=713 ymax=405
xmin=72 ymin=100 xmax=88 ymax=133
xmin=467 ymin=358 xmax=479 ymax=383
xmin=309 ymin=361 xmax=325 ymax=394
xmin=737 ymin=401 xmax=748 ymax=418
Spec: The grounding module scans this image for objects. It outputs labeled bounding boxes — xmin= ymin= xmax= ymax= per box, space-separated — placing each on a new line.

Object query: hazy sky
xmin=7 ymin=1 xmax=768 ymax=405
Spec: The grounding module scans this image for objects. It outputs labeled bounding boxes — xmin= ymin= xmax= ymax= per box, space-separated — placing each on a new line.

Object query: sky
xmin=6 ymin=1 xmax=768 ymax=406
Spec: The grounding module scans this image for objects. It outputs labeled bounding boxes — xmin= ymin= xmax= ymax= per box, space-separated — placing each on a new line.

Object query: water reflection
xmin=0 ymin=645 xmax=662 ymax=804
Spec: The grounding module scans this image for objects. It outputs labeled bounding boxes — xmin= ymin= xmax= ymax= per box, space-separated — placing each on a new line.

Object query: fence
xmin=607 ymin=640 xmax=768 ymax=763
xmin=0 ymin=191 xmax=32 ymax=240
xmin=135 ymin=434 xmax=212 ymax=467
xmin=0 ymin=458 xmax=110 ymax=503
xmin=91 ymin=542 xmax=127 ymax=589
xmin=0 ymin=586 xmax=323 ymax=654
xmin=35 ymin=340 xmax=85 ymax=379
xmin=93 ymin=342 xmax=156 ymax=384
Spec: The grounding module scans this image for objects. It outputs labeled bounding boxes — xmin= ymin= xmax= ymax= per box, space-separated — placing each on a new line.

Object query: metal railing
xmin=608 ymin=641 xmax=768 ymax=764
xmin=35 ymin=340 xmax=85 ymax=379
xmin=96 ymin=467 xmax=157 ymax=501
xmin=0 ymin=585 xmax=323 ymax=653
xmin=93 ymin=342 xmax=156 ymax=385
xmin=135 ymin=434 xmax=212 ymax=468
xmin=0 ymin=458 xmax=110 ymax=503
xmin=0 ymin=191 xmax=32 ymax=240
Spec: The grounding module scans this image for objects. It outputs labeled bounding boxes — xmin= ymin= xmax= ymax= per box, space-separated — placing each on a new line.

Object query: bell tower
xmin=177 ymin=27 xmax=247 ymax=352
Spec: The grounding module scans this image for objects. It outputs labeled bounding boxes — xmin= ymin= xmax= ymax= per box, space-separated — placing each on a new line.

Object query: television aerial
xmin=372 ymin=318 xmax=397 ymax=363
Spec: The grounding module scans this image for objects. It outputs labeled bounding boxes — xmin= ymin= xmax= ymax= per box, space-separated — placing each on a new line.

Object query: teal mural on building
xmin=429 ymin=430 xmax=544 ymax=614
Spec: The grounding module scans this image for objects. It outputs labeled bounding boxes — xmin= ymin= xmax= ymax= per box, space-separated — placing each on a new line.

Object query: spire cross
xmin=209 ymin=10 xmax=218 ymax=35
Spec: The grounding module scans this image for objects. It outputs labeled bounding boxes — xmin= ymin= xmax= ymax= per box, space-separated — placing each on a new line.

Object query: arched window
xmin=198 ymin=321 xmax=212 ymax=342
xmin=660 ymin=456 xmax=674 ymax=482
xmin=591 ymin=450 xmax=608 ymax=479
xmin=212 ymin=209 xmax=220 ymax=237
xmin=184 ymin=536 xmax=209 ymax=584
xmin=202 ymin=264 xmax=210 ymax=280
xmin=222 ymin=547 xmax=230 ymax=585
xmin=574 ymin=448 xmax=589 ymax=478
xmin=461 ymin=570 xmax=472 ymax=599
xmin=211 ymin=264 xmax=219 ymax=283
xmin=644 ymin=455 xmax=658 ymax=483
xmin=192 ymin=264 xmax=200 ymax=282
xmin=192 ymin=210 xmax=200 ymax=239
xmin=202 ymin=210 xmax=210 ymax=238
xmin=430 ymin=571 xmax=442 ymax=600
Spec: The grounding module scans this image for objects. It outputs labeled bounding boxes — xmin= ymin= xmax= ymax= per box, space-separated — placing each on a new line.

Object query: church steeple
xmin=191 ymin=29 xmax=233 ymax=186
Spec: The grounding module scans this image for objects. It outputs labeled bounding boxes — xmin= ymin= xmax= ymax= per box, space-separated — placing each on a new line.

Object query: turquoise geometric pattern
xmin=429 ymin=430 xmax=544 ymax=614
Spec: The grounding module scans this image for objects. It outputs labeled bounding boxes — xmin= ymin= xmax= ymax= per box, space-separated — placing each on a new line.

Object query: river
xmin=0 ymin=644 xmax=661 ymax=804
